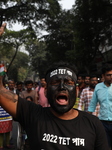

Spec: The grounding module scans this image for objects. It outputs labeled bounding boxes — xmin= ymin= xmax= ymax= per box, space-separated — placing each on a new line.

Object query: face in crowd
xmin=40 ymin=78 xmax=46 ymax=87
xmin=89 ymin=77 xmax=98 ymax=89
xmin=8 ymin=80 xmax=15 ymax=91
xmin=84 ymin=76 xmax=90 ymax=86
xmin=26 ymin=83 xmax=33 ymax=92
xmin=16 ymin=83 xmax=23 ymax=92
xmin=25 ymin=80 xmax=34 ymax=92
xmin=46 ymin=68 xmax=77 ymax=114
xmin=77 ymin=76 xmax=84 ymax=86
xmin=103 ymin=70 xmax=112 ymax=86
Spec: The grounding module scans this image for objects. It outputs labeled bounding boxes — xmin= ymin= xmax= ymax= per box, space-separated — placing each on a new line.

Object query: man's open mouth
xmin=56 ymin=94 xmax=68 ymax=105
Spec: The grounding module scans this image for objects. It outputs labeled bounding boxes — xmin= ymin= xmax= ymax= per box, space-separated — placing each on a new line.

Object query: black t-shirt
xmin=16 ymin=97 xmax=109 ymax=150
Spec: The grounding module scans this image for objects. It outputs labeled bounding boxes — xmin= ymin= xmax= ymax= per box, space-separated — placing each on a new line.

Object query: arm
xmin=0 ymin=23 xmax=6 ymax=36
xmin=0 ymin=23 xmax=17 ymax=118
xmin=88 ymin=89 xmax=98 ymax=113
xmin=0 ymin=72 xmax=18 ymax=118
xmin=34 ymin=90 xmax=39 ymax=104
xmin=0 ymin=23 xmax=18 ymax=117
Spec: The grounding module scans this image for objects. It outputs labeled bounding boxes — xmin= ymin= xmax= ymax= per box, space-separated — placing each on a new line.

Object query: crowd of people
xmin=0 ymin=23 xmax=111 ymax=150
xmin=0 ymin=77 xmax=50 ymax=149
xmin=0 ymin=68 xmax=110 ymax=150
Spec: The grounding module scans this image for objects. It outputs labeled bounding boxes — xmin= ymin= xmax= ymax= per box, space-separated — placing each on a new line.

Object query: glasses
xmin=106 ymin=74 xmax=112 ymax=77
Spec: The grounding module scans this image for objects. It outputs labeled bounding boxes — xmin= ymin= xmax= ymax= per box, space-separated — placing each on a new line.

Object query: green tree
xmin=25 ymin=38 xmax=49 ymax=78
xmin=8 ymin=50 xmax=29 ymax=81
xmin=43 ymin=9 xmax=75 ymax=63
xmin=0 ymin=0 xmax=60 ymax=30
xmin=0 ymin=29 xmax=31 ymax=81
xmin=0 ymin=0 xmax=61 ymax=79
xmin=73 ymin=0 xmax=112 ymax=72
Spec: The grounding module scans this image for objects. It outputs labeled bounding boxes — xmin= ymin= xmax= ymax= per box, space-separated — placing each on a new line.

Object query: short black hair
xmin=102 ymin=63 xmax=112 ymax=74
xmin=24 ymin=80 xmax=33 ymax=86
xmin=45 ymin=61 xmax=77 ymax=81
xmin=90 ymin=74 xmax=98 ymax=79
xmin=84 ymin=74 xmax=90 ymax=78
xmin=77 ymin=74 xmax=85 ymax=79
xmin=16 ymin=81 xmax=23 ymax=85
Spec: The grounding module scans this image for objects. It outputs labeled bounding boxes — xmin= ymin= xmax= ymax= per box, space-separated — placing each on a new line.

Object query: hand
xmin=0 ymin=23 xmax=6 ymax=36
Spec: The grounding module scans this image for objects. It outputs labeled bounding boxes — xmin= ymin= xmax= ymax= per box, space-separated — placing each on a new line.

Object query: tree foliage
xmin=1 ymin=0 xmax=112 ymax=77
xmin=0 ymin=29 xmax=30 ymax=81
xmin=72 ymin=0 xmax=112 ymax=72
xmin=25 ymin=38 xmax=49 ymax=78
xmin=0 ymin=45 xmax=29 ymax=81
xmin=0 ymin=0 xmax=60 ymax=31
xmin=43 ymin=9 xmax=75 ymax=63
xmin=0 ymin=0 xmax=61 ymax=79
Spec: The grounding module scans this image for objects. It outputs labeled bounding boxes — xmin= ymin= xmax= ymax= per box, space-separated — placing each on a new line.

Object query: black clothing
xmin=15 ymin=97 xmax=108 ymax=150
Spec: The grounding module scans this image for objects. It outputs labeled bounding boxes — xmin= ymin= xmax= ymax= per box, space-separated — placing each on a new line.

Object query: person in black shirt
xmin=0 ymin=23 xmax=109 ymax=150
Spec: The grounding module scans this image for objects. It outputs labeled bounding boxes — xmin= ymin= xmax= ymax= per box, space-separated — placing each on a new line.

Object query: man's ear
xmin=101 ymin=74 xmax=105 ymax=82
xmin=102 ymin=74 xmax=104 ymax=79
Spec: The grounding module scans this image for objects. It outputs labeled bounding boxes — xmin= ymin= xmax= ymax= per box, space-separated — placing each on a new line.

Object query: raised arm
xmin=0 ymin=23 xmax=18 ymax=118
xmin=0 ymin=23 xmax=6 ymax=36
xmin=0 ymin=76 xmax=18 ymax=118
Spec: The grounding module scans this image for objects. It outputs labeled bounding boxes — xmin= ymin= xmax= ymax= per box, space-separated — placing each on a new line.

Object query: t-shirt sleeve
xmin=15 ymin=96 xmax=42 ymax=129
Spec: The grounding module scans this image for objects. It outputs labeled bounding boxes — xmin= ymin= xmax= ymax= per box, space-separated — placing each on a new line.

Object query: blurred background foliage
xmin=0 ymin=0 xmax=112 ymax=81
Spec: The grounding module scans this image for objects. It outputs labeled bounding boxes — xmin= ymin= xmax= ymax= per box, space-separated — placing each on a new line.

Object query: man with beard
xmin=84 ymin=74 xmax=90 ymax=88
xmin=78 ymin=75 xmax=100 ymax=116
xmin=20 ymin=80 xmax=38 ymax=104
xmin=8 ymin=79 xmax=19 ymax=95
xmin=77 ymin=74 xmax=85 ymax=98
xmin=0 ymin=24 xmax=109 ymax=150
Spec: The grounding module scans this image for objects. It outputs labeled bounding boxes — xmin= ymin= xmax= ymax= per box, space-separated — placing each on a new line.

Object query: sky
xmin=7 ymin=0 xmax=75 ymax=31
xmin=59 ymin=0 xmax=75 ymax=10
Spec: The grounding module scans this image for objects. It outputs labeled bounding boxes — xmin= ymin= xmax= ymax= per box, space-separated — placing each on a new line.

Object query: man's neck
xmin=104 ymin=81 xmax=111 ymax=87
xmin=26 ymin=90 xmax=32 ymax=93
xmin=79 ymin=83 xmax=85 ymax=89
xmin=89 ymin=86 xmax=94 ymax=91
xmin=9 ymin=88 xmax=14 ymax=91
xmin=50 ymin=108 xmax=79 ymax=120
